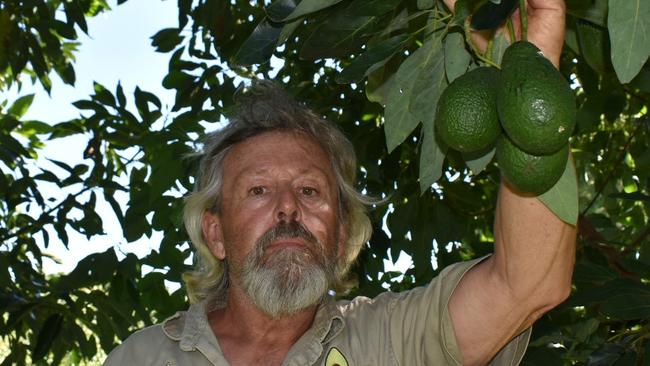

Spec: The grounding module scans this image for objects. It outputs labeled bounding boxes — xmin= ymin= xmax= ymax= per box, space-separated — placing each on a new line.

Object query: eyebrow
xmin=232 ymin=166 xmax=332 ymax=187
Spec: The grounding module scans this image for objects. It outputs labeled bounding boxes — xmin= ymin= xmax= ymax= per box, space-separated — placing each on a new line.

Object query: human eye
xmin=301 ymin=186 xmax=318 ymax=197
xmin=249 ymin=186 xmax=266 ymax=196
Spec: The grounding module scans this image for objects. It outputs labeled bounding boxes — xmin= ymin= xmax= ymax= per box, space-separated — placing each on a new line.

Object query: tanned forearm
xmin=450 ymin=183 xmax=575 ymax=366
xmin=492 ymin=181 xmax=576 ymax=325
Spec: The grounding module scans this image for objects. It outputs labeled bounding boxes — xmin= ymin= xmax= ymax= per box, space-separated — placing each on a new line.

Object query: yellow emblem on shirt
xmin=325 ymin=347 xmax=348 ymax=366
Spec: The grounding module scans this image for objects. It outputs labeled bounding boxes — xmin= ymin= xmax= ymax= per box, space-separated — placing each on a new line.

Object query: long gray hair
xmin=182 ymin=80 xmax=374 ymax=303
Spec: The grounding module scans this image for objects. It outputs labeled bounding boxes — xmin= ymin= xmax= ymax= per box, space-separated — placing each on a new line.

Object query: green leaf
xmin=454 ymin=0 xmax=488 ymax=24
xmin=93 ymin=82 xmax=115 ymax=107
xmin=419 ymin=119 xmax=446 ymax=192
xmin=538 ymin=157 xmax=579 ymax=225
xmin=8 ymin=94 xmax=35 ymax=119
xmin=151 ymin=28 xmax=184 ymax=53
xmin=300 ymin=0 xmax=401 ymax=59
xmin=567 ymin=0 xmax=608 ymax=26
xmin=608 ymin=0 xmax=650 ymax=83
xmin=266 ymin=0 xmax=296 ymax=22
xmin=16 ymin=120 xmax=53 ymax=137
xmin=72 ymin=100 xmax=108 ymax=114
xmin=463 ymin=146 xmax=496 ymax=175
xmin=417 ymin=0 xmax=435 ymax=10
xmin=339 ymin=0 xmax=403 ymax=17
xmin=300 ymin=13 xmax=375 ymax=59
xmin=384 ymin=35 xmax=443 ymax=152
xmin=366 ymin=64 xmax=396 ymax=105
xmin=134 ymin=87 xmax=162 ymax=110
xmin=444 ymin=31 xmax=471 ymax=83
xmin=336 ymin=34 xmax=408 ymax=84
xmin=116 ymin=82 xmax=127 ymax=108
xmin=409 ymin=37 xmax=447 ymax=126
xmin=574 ymin=261 xmax=618 ymax=283
xmin=234 ymin=18 xmax=283 ymax=65
xmin=277 ymin=19 xmax=301 ymax=45
xmin=576 ymin=19 xmax=612 ymax=74
xmin=574 ymin=318 xmax=599 ymax=342
xmin=283 ymin=0 xmax=344 ymax=21
xmin=32 ymin=314 xmax=64 ymax=362
xmin=601 ymin=281 xmax=650 ymax=320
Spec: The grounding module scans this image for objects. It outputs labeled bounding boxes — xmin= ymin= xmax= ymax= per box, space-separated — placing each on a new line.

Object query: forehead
xmin=222 ymin=131 xmax=336 ymax=181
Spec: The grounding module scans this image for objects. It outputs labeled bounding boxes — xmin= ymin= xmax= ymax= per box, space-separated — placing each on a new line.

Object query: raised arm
xmin=444 ymin=1 xmax=577 ymax=364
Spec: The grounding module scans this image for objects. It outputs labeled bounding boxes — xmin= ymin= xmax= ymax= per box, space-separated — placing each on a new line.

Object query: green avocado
xmin=497 ymin=41 xmax=576 ymax=155
xmin=496 ymin=135 xmax=569 ymax=195
xmin=435 ymin=67 xmax=501 ymax=154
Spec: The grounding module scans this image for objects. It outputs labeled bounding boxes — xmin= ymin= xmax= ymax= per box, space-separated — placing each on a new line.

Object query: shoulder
xmin=103 ymin=311 xmax=188 ymax=365
xmin=335 ymin=256 xmax=487 ymax=315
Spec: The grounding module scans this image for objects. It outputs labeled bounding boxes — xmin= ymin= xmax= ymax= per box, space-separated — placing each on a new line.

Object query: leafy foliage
xmin=1 ymin=0 xmax=650 ymax=364
xmin=0 ymin=0 xmax=111 ymax=91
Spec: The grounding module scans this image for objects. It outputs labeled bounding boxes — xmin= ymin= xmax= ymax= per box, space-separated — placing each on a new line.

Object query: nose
xmin=275 ymin=186 xmax=300 ymax=222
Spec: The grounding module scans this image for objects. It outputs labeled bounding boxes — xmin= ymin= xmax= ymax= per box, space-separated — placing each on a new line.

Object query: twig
xmin=506 ymin=17 xmax=517 ymax=43
xmin=463 ymin=19 xmax=500 ymax=68
xmin=518 ymin=0 xmax=528 ymax=42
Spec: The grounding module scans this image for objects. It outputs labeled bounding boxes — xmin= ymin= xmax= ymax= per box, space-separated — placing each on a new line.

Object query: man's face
xmin=203 ymin=131 xmax=346 ymax=317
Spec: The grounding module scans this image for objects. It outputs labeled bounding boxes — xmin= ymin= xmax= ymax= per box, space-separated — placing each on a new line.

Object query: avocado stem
xmin=463 ymin=19 xmax=500 ymax=68
xmin=506 ymin=18 xmax=517 ymax=44
xmin=519 ymin=0 xmax=528 ymax=42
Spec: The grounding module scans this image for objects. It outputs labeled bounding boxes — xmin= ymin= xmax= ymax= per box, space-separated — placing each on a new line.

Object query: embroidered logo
xmin=325 ymin=347 xmax=348 ymax=366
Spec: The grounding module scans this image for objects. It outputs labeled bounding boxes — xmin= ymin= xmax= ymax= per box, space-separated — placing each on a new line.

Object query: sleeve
xmin=102 ymin=325 xmax=173 ymax=366
xmin=388 ymin=256 xmax=532 ymax=365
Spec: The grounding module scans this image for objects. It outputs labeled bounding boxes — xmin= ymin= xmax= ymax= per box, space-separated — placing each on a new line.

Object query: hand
xmin=442 ymin=0 xmax=566 ymax=68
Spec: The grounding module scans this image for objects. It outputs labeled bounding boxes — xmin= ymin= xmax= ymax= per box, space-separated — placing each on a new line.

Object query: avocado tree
xmin=1 ymin=0 xmax=649 ymax=364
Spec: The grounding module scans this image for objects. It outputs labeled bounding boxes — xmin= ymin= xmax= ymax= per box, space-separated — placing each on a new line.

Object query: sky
xmin=3 ymin=0 xmax=413 ymax=280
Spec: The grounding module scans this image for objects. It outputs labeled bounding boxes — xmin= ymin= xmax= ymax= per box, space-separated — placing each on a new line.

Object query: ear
xmin=202 ymin=211 xmax=226 ymax=260
xmin=336 ymin=221 xmax=349 ymax=260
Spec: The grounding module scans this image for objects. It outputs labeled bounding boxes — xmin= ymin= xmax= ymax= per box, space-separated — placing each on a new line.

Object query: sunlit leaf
xmin=8 ymin=94 xmax=35 ymax=119
xmin=384 ymin=34 xmax=444 ymax=152
xmin=608 ymin=0 xmax=650 ymax=83
xmin=539 ymin=157 xmax=579 ymax=225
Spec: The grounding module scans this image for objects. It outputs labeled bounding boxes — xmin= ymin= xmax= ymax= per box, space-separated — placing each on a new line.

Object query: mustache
xmin=256 ymin=220 xmax=319 ymax=250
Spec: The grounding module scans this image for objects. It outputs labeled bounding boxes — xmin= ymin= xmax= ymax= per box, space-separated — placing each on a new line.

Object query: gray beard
xmin=240 ymin=221 xmax=338 ymax=318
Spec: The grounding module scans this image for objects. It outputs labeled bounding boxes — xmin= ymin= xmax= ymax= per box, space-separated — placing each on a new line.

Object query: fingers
xmin=439 ymin=0 xmax=566 ymax=68
xmin=525 ymin=0 xmax=566 ymax=67
xmin=442 ymin=0 xmax=456 ymax=11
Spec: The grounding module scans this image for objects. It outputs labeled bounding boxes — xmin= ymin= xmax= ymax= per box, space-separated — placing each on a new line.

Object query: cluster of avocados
xmin=435 ymin=41 xmax=576 ymax=195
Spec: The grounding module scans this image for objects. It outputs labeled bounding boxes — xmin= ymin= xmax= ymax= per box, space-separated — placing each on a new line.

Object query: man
xmin=104 ymin=0 xmax=575 ymax=364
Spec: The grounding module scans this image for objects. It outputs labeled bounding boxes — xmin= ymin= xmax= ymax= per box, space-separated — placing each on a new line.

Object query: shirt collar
xmin=314 ymin=296 xmax=345 ymax=343
xmin=160 ymin=297 xmax=346 ymax=361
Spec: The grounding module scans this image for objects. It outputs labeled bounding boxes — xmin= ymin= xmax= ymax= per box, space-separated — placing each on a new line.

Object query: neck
xmin=208 ymin=286 xmax=319 ymax=365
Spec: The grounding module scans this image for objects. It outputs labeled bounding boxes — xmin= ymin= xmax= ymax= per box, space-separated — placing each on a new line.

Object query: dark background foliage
xmin=1 ymin=0 xmax=649 ymax=364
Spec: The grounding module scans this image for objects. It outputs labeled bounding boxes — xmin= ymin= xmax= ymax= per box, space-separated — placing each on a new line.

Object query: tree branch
xmin=0 ymin=185 xmax=94 ymax=244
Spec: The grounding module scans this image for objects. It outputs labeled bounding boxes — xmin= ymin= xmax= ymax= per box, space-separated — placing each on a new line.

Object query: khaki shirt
xmin=104 ymin=257 xmax=531 ymax=365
